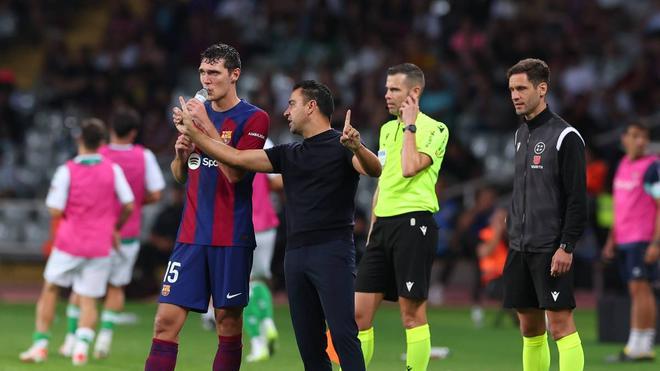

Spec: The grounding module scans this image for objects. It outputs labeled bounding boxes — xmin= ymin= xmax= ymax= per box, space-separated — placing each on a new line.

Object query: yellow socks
xmin=358 ymin=327 xmax=374 ymax=367
xmin=522 ymin=332 xmax=550 ymax=371
xmin=405 ymin=324 xmax=430 ymax=371
xmin=556 ymin=332 xmax=584 ymax=371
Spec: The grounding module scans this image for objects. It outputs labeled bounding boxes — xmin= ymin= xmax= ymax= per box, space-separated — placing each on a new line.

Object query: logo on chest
xmin=221 ymin=130 xmax=233 ymax=144
xmin=530 ymin=142 xmax=545 ymax=169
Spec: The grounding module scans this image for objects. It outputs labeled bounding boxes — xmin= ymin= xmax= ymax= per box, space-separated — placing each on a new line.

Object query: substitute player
xmin=59 ymin=108 xmax=166 ymax=359
xmin=504 ymin=58 xmax=586 ymax=371
xmin=175 ymin=79 xmax=382 ymax=371
xmin=20 ymin=119 xmax=134 ymax=365
xmin=603 ymin=122 xmax=659 ymax=361
xmin=351 ymin=63 xmax=448 ymax=371
xmin=144 ymin=43 xmax=268 ymax=371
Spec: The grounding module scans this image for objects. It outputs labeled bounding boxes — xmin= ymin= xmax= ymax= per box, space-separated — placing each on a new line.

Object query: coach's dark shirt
xmin=265 ymin=129 xmax=359 ymax=249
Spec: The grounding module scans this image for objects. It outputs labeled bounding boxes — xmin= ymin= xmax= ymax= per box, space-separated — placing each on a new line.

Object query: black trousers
xmin=284 ymin=239 xmax=365 ymax=371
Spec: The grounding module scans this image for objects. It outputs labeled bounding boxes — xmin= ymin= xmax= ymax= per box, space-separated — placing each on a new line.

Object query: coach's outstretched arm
xmin=175 ymin=96 xmax=274 ymax=173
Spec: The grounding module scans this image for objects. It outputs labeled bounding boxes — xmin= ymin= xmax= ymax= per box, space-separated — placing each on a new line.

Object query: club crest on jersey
xmin=161 ymin=284 xmax=171 ymax=296
xmin=221 ymin=130 xmax=233 ymax=144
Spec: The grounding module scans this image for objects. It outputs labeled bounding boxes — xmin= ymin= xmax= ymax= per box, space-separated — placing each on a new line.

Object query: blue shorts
xmin=617 ymin=242 xmax=658 ymax=282
xmin=158 ymin=242 xmax=253 ymax=312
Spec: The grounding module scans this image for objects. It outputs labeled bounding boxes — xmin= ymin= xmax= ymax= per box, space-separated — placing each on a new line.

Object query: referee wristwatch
xmin=402 ymin=124 xmax=417 ymax=133
xmin=559 ymin=242 xmax=574 ymax=254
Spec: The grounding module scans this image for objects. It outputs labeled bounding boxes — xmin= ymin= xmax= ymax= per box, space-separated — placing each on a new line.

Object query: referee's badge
xmin=378 ymin=150 xmax=386 ymax=166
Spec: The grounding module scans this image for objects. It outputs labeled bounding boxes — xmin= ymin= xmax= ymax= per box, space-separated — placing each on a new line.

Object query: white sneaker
xmin=260 ymin=319 xmax=278 ymax=356
xmin=72 ymin=351 xmax=88 ymax=366
xmin=246 ymin=336 xmax=269 ymax=362
xmin=59 ymin=333 xmax=76 ymax=357
xmin=19 ymin=344 xmax=48 ymax=363
xmin=93 ymin=329 xmax=113 ymax=359
xmin=72 ymin=340 xmax=90 ymax=366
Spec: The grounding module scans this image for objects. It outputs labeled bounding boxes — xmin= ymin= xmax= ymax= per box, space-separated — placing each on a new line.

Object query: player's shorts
xmin=158 ymin=242 xmax=254 ymax=312
xmin=107 ymin=239 xmax=140 ymax=287
xmin=44 ymin=248 xmax=112 ymax=298
xmin=355 ymin=211 xmax=437 ymax=301
xmin=502 ymin=249 xmax=575 ymax=310
xmin=251 ymin=228 xmax=277 ymax=279
xmin=617 ymin=241 xmax=658 ymax=282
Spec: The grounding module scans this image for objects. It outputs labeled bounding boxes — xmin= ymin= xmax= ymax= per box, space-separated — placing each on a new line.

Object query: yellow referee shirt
xmin=373 ymin=112 xmax=449 ymax=217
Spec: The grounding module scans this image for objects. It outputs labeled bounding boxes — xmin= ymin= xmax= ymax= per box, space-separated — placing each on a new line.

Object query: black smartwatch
xmin=559 ymin=242 xmax=574 ymax=254
xmin=402 ymin=124 xmax=417 ymax=133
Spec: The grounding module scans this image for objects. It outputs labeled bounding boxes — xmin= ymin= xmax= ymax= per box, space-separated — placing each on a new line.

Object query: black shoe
xmin=605 ymin=350 xmax=655 ymax=363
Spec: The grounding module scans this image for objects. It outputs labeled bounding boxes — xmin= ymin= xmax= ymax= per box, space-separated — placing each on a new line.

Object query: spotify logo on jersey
xmin=188 ymin=153 xmax=201 ymax=170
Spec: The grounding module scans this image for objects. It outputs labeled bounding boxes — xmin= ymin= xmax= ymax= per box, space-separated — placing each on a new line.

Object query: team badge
xmin=221 ymin=130 xmax=233 ymax=144
xmin=161 ymin=284 xmax=171 ymax=296
xmin=534 ymin=142 xmax=546 ymax=154
xmin=533 ymin=155 xmax=541 ymax=165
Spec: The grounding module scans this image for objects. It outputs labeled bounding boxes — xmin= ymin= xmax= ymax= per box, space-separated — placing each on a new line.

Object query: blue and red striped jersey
xmin=177 ymin=99 xmax=269 ymax=247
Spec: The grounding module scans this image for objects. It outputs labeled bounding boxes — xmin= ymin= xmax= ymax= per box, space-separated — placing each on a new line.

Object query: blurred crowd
xmin=1 ymin=0 xmax=659 ymax=297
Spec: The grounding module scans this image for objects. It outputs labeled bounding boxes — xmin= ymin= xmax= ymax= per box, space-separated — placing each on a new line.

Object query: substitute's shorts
xmin=158 ymin=242 xmax=253 ymax=312
xmin=503 ymin=249 xmax=575 ymax=310
xmin=44 ymin=248 xmax=112 ymax=298
xmin=251 ymin=228 xmax=277 ymax=279
xmin=617 ymin=241 xmax=658 ymax=282
xmin=108 ymin=239 xmax=140 ymax=287
xmin=356 ymin=211 xmax=437 ymax=301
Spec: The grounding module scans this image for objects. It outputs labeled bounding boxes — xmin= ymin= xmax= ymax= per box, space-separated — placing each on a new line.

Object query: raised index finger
xmin=344 ymin=109 xmax=352 ymax=129
xmin=179 ymin=96 xmax=191 ymax=116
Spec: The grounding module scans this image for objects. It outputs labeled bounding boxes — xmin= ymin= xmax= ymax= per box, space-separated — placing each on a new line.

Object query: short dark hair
xmin=110 ymin=108 xmax=140 ymax=138
xmin=506 ymin=58 xmax=550 ymax=86
xmin=293 ymin=80 xmax=334 ymax=120
xmin=625 ymin=121 xmax=650 ymax=135
xmin=200 ymin=43 xmax=241 ymax=70
xmin=80 ymin=118 xmax=106 ymax=150
xmin=387 ymin=63 xmax=425 ymax=91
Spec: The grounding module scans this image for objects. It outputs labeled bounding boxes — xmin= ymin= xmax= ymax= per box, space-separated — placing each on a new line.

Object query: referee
xmin=353 ymin=63 xmax=449 ymax=371
xmin=504 ymin=58 xmax=586 ymax=371
xmin=175 ymin=80 xmax=381 ymax=371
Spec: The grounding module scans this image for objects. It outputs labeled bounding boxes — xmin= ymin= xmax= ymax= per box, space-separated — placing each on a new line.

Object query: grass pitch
xmin=0 ymin=301 xmax=657 ymax=370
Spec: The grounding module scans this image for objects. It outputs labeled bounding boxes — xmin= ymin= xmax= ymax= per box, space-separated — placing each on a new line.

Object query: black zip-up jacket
xmin=507 ymin=108 xmax=587 ymax=253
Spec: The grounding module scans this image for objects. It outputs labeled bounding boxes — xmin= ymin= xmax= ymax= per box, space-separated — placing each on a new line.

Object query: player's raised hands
xmin=340 ymin=109 xmax=361 ymax=152
xmin=172 ymin=107 xmax=183 ymax=126
xmin=175 ymin=96 xmax=202 ymax=136
xmin=399 ymin=94 xmax=419 ymax=126
xmin=185 ymin=98 xmax=218 ymax=139
xmin=174 ymin=134 xmax=194 ymax=160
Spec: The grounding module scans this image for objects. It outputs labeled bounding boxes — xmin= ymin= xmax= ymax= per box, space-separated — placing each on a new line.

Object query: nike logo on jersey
xmin=406 ymin=281 xmax=414 ymax=292
xmin=516 ymin=142 xmax=521 ymax=152
xmin=420 ymin=226 xmax=427 ymax=236
xmin=226 ymin=292 xmax=243 ymax=299
xmin=551 ymin=291 xmax=559 ymax=302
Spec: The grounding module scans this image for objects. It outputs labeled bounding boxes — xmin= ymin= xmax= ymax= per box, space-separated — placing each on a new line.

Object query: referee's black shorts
xmin=355 ymin=211 xmax=437 ymax=302
xmin=502 ymin=249 xmax=576 ymax=310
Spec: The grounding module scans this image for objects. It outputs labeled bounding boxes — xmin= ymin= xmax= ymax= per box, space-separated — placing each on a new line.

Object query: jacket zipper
xmin=521 ymin=132 xmax=530 ymax=253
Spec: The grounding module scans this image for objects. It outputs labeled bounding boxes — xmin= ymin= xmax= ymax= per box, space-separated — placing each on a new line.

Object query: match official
xmin=504 ymin=58 xmax=586 ymax=371
xmin=353 ymin=63 xmax=449 ymax=371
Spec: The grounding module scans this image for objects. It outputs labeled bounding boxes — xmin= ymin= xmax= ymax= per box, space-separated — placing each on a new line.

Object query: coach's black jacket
xmin=507 ymin=107 xmax=587 ymax=253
